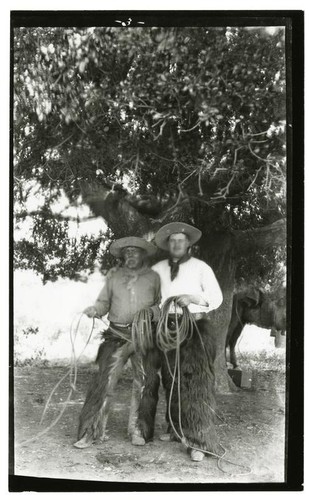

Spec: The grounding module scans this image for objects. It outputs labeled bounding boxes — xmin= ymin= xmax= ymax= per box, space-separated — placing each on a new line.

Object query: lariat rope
xmin=16 ymin=309 xmax=154 ymax=447
xmin=16 ymin=313 xmax=95 ymax=448
xmin=16 ymin=301 xmax=251 ymax=475
xmin=156 ymin=296 xmax=251 ymax=476
xmin=132 ymin=308 xmax=154 ymax=355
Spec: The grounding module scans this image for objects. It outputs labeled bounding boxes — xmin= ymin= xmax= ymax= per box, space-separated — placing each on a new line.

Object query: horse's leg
xmin=229 ymin=323 xmax=243 ymax=369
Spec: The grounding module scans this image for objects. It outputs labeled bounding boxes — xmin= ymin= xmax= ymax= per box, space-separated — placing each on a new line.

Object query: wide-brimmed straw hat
xmin=110 ymin=236 xmax=157 ymax=258
xmin=155 ymin=222 xmax=202 ymax=251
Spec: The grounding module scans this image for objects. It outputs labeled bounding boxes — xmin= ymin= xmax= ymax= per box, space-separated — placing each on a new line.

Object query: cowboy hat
xmin=155 ymin=222 xmax=202 ymax=251
xmin=110 ymin=236 xmax=157 ymax=258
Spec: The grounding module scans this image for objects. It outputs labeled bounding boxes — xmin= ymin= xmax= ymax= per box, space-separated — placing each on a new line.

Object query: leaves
xmin=13 ymin=26 xmax=286 ymax=282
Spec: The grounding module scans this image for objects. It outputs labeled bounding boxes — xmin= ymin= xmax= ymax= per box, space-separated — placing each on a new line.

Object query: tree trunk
xmin=200 ymin=231 xmax=238 ymax=393
xmin=81 ymin=183 xmax=153 ymax=238
xmin=83 ymin=189 xmax=286 ymax=394
xmin=201 ymin=220 xmax=286 ymax=393
xmin=234 ymin=218 xmax=286 ymax=251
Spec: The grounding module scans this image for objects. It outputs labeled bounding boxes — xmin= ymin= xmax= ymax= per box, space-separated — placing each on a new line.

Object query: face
xmin=167 ymin=233 xmax=190 ymax=259
xmin=122 ymin=246 xmax=145 ymax=269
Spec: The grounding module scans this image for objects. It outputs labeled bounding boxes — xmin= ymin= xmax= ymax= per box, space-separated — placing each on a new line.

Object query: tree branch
xmin=179 ymin=120 xmax=201 ymax=133
xmin=14 ymin=210 xmax=97 ymax=223
xmin=247 ymin=165 xmax=264 ymax=191
xmin=233 ymin=218 xmax=286 ymax=253
xmin=211 ymin=172 xmax=237 ymax=200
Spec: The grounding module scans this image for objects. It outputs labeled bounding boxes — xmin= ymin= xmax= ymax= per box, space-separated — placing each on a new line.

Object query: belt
xmin=110 ymin=322 xmax=132 ymax=329
xmin=105 ymin=323 xmax=132 ymax=343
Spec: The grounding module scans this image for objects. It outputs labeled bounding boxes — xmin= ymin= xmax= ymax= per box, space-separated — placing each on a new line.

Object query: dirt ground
xmin=13 ymin=364 xmax=286 ymax=484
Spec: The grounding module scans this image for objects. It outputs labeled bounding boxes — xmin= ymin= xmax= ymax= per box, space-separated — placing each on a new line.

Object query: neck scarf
xmin=168 ymin=253 xmax=191 ymax=281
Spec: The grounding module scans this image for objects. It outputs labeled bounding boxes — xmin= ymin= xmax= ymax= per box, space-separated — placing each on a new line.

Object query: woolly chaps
xmin=137 ymin=317 xmax=221 ymax=455
xmin=136 ymin=344 xmax=161 ymax=442
xmin=77 ymin=331 xmax=143 ymax=442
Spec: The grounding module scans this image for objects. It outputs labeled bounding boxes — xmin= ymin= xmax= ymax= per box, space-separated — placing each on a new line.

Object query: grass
xmin=235 ymin=349 xmax=286 ymax=373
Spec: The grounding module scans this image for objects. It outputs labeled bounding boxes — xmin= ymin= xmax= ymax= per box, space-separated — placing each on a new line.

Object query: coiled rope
xmin=16 ymin=301 xmax=252 ymax=475
xmin=156 ymin=296 xmax=252 ymax=476
xmin=131 ymin=308 xmax=154 ymax=355
xmin=16 ymin=308 xmax=154 ymax=447
xmin=108 ymin=308 xmax=154 ymax=353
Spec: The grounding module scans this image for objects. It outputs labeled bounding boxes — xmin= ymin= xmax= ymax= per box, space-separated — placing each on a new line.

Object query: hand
xmin=149 ymin=306 xmax=160 ymax=323
xmin=176 ymin=295 xmax=209 ymax=307
xmin=83 ymin=306 xmax=99 ymax=318
xmin=176 ymin=295 xmax=195 ymax=307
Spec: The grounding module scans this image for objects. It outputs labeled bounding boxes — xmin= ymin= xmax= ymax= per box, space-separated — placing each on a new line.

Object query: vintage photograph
xmin=11 ymin=12 xmax=297 ymax=489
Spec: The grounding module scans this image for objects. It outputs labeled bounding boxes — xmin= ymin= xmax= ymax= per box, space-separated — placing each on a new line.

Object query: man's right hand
xmin=83 ymin=306 xmax=99 ymax=318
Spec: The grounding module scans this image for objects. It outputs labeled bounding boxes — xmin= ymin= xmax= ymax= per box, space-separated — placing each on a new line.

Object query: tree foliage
xmin=14 ymin=26 xmax=286 ymax=284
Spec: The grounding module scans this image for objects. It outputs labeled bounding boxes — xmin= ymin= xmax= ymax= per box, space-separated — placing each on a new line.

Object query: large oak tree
xmin=13 ymin=26 xmax=286 ymax=390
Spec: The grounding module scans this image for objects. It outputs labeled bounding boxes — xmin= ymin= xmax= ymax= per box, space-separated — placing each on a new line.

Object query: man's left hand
xmin=176 ymin=295 xmax=209 ymax=307
xmin=176 ymin=294 xmax=198 ymax=307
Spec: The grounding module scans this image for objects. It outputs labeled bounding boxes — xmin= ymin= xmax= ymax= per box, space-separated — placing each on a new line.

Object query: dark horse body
xmin=226 ymin=288 xmax=286 ymax=368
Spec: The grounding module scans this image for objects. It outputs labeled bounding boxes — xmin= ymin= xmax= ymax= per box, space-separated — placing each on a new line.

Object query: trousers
xmin=77 ymin=327 xmax=144 ymax=442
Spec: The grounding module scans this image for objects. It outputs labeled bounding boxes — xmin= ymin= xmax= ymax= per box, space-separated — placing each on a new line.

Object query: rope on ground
xmin=157 ymin=296 xmax=252 ymax=476
xmin=16 ymin=313 xmax=95 ymax=448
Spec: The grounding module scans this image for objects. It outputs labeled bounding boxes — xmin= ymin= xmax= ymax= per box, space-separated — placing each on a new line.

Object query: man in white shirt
xmin=152 ymin=227 xmax=223 ymax=316
xmin=136 ymin=222 xmax=223 ymax=461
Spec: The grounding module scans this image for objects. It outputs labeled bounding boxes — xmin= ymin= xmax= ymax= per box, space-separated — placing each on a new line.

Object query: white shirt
xmin=152 ymin=257 xmax=223 ymax=314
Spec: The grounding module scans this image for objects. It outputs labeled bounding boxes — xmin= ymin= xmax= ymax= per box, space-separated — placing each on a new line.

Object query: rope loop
xmin=156 ymin=297 xmax=194 ymax=352
xmin=16 ymin=313 xmax=95 ymax=448
xmin=156 ymin=296 xmax=251 ymax=476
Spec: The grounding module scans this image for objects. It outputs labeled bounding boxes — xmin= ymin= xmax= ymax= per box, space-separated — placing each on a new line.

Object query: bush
xmin=14 ymin=348 xmax=49 ymax=367
xmin=236 ymin=349 xmax=286 ymax=373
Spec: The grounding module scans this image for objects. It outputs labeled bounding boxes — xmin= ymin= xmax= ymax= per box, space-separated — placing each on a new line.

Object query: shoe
xmin=160 ymin=432 xmax=180 ymax=442
xmin=190 ymin=449 xmax=204 ymax=461
xmin=73 ymin=435 xmax=93 ymax=449
xmin=131 ymin=434 xmax=146 ymax=446
xmin=131 ymin=427 xmax=145 ymax=446
xmin=97 ymin=434 xmax=109 ymax=443
xmin=159 ymin=433 xmax=172 ymax=442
